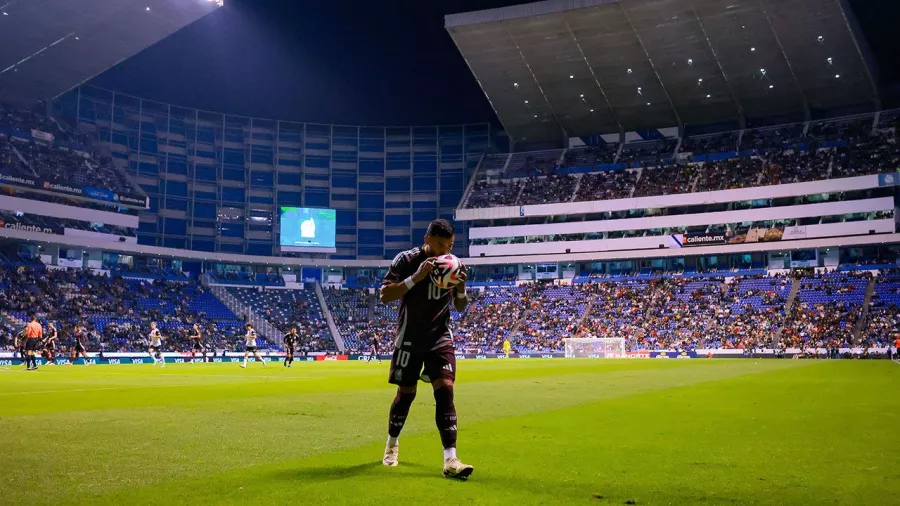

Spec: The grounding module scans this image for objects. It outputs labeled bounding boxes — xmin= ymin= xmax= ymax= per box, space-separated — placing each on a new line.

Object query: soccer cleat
xmin=240 ymin=364 xmax=247 ymax=368
xmin=442 ymin=458 xmax=474 ymax=480
xmin=382 ymin=444 xmax=399 ymax=467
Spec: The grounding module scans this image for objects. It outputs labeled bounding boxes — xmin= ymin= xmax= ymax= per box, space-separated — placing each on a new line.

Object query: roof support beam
xmin=503 ymin=25 xmax=568 ymax=141
xmin=686 ymin=0 xmax=745 ymax=123
xmin=836 ymin=0 xmax=881 ymax=111
xmin=755 ymin=0 xmax=810 ymax=120
xmin=563 ymin=20 xmax=623 ymax=133
xmin=617 ymin=2 xmax=683 ymax=129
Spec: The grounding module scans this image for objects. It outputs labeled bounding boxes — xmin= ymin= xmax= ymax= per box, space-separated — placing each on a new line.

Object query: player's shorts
xmin=192 ymin=342 xmax=204 ymax=351
xmin=74 ymin=343 xmax=86 ymax=353
xmin=388 ymin=344 xmax=456 ymax=387
xmin=25 ymin=338 xmax=40 ymax=351
xmin=245 ymin=346 xmax=257 ymax=353
xmin=149 ymin=345 xmax=161 ymax=354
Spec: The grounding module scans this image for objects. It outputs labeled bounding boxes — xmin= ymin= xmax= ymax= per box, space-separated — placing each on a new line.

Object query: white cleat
xmin=382 ymin=444 xmax=399 ymax=467
xmin=442 ymin=457 xmax=474 ymax=480
xmin=240 ymin=364 xmax=247 ymax=368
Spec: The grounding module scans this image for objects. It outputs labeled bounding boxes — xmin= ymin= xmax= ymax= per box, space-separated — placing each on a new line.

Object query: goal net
xmin=564 ymin=338 xmax=626 ymax=358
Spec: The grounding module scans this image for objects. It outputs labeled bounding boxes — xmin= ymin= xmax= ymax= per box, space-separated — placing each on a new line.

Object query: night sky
xmin=87 ymin=0 xmax=898 ymax=127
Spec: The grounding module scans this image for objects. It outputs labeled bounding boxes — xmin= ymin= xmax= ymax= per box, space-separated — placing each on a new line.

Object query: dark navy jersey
xmin=284 ymin=333 xmax=297 ymax=347
xmin=382 ymin=246 xmax=454 ymax=352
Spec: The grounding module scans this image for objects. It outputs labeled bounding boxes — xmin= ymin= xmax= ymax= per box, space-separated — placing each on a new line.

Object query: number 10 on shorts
xmin=396 ymin=350 xmax=411 ymax=367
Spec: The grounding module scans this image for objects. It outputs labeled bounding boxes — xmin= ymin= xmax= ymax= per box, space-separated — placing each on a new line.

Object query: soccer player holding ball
xmin=379 ymin=219 xmax=474 ymax=480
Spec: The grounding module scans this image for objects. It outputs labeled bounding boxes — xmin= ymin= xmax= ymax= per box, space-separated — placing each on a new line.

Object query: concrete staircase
xmin=851 ymin=277 xmax=877 ymax=344
xmin=315 ymin=282 xmax=345 ymax=352
xmin=577 ymin=294 xmax=597 ymax=329
xmin=773 ymin=276 xmax=801 ymax=345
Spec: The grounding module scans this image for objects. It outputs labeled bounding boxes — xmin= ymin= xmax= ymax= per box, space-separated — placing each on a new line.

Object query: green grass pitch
xmin=1 ymin=359 xmax=898 ymax=505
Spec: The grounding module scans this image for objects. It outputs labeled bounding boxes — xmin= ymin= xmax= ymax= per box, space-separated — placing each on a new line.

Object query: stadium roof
xmin=0 ymin=0 xmax=222 ymax=105
xmin=446 ymin=0 xmax=880 ymax=144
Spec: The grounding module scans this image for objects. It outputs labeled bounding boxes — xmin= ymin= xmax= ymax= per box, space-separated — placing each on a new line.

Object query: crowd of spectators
xmin=860 ymin=268 xmax=900 ymax=347
xmin=781 ymin=271 xmax=871 ymax=350
xmin=0 ymin=104 xmax=144 ymax=201
xmin=463 ymin=113 xmax=897 ymax=209
xmin=0 ymin=265 xmax=249 ymax=354
xmin=1 ymin=265 xmax=895 ymax=356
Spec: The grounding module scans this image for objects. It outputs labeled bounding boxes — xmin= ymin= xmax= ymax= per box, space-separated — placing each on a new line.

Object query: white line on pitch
xmin=0 ymin=376 xmax=320 ymax=396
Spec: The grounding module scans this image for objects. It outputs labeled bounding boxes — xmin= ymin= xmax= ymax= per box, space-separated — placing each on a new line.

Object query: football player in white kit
xmin=241 ymin=323 xmax=266 ymax=368
xmin=148 ymin=322 xmax=165 ymax=367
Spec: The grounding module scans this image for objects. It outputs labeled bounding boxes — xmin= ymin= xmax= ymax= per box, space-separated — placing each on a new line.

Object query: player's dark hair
xmin=427 ymin=219 xmax=455 ymax=239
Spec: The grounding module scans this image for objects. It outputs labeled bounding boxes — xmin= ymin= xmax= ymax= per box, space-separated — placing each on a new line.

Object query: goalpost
xmin=564 ymin=338 xmax=626 ymax=358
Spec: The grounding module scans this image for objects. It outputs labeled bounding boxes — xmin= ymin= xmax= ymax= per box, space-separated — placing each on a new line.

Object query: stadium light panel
xmin=569 ymin=75 xmax=574 ymax=79
xmin=827 ymin=57 xmax=833 ymax=64
xmin=834 ymin=74 xmax=840 ymax=78
xmin=524 ymin=100 xmax=529 ymax=104
xmin=627 ymin=68 xmax=632 ymax=74
xmin=769 ymin=84 xmax=774 ymax=89
xmin=146 ymin=6 xmax=151 ymax=11
xmin=706 ymin=94 xmax=711 ymax=98
xmin=750 ymin=47 xmax=756 ymax=52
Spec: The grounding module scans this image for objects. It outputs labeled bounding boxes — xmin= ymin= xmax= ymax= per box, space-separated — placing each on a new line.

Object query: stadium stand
xmin=460 ymin=113 xmax=897 ymax=210
xmin=781 ymin=271 xmax=871 ymax=350
xmin=860 ymin=269 xmax=900 ymax=347
xmin=226 ymin=287 xmax=334 ymax=352
xmin=0 ymin=104 xmax=145 ymax=203
xmin=0 ymin=265 xmax=247 ymax=353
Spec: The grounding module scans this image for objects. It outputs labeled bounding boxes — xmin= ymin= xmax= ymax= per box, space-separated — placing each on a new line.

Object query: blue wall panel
xmin=66 ymin=86 xmax=493 ymax=260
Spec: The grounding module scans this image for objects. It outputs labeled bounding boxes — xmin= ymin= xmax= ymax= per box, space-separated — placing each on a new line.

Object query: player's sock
xmin=433 ymin=385 xmax=458 ymax=451
xmin=388 ymin=390 xmax=416 ymax=438
xmin=387 ymin=436 xmax=399 ymax=446
xmin=443 ymin=447 xmax=457 ymax=461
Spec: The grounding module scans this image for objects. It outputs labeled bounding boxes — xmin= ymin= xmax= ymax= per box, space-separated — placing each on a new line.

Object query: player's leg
xmin=424 ymin=348 xmax=473 ymax=479
xmin=383 ymin=348 xmax=423 ymax=466
xmin=241 ymin=349 xmax=249 ymax=368
xmin=254 ymin=351 xmax=266 ymax=366
xmin=158 ymin=349 xmax=165 ymax=367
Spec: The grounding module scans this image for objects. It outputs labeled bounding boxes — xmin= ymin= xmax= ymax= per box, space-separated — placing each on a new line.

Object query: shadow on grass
xmin=269 ymin=460 xmax=431 ymax=483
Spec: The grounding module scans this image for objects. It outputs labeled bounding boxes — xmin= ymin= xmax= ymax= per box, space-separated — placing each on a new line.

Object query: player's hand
xmin=412 ymin=257 xmax=437 ymax=284
xmin=456 ymin=265 xmax=468 ymax=291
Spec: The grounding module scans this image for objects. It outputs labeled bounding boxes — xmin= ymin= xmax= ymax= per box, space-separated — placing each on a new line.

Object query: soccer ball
xmin=429 ymin=254 xmax=463 ymax=289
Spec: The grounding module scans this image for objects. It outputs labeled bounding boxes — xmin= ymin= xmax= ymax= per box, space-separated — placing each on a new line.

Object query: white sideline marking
xmin=0 ymin=376 xmax=316 ymax=397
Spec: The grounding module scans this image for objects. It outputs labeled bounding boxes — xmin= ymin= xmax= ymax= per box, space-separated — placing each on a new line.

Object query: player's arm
xmin=380 ymin=256 xmax=435 ymax=303
xmin=453 ymin=266 xmax=469 ymax=312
